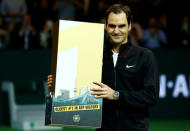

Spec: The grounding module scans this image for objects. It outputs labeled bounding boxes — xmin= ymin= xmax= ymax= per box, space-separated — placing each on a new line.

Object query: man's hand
xmin=91 ymin=82 xmax=116 ymax=100
xmin=47 ymin=75 xmax=55 ymax=93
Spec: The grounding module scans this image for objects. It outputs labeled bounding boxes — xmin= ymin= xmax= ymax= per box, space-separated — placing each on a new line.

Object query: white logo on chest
xmin=126 ymin=65 xmax=135 ymax=68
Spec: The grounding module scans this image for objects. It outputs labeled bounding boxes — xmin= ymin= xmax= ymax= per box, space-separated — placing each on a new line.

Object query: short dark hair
xmin=105 ymin=4 xmax=132 ymax=25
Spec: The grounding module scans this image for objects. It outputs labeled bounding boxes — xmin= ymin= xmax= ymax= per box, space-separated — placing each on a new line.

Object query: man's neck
xmin=111 ymin=41 xmax=128 ymax=53
xmin=112 ymin=44 xmax=121 ymax=53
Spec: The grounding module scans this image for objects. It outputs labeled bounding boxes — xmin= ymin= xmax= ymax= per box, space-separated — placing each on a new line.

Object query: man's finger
xmin=93 ymin=82 xmax=106 ymax=87
xmin=48 ymin=84 xmax=52 ymax=88
xmin=91 ymin=91 xmax=106 ymax=95
xmin=48 ymin=78 xmax=53 ymax=82
xmin=48 ymin=75 xmax=53 ymax=78
xmin=95 ymin=95 xmax=107 ymax=98
xmin=91 ymin=87 xmax=104 ymax=91
xmin=48 ymin=80 xmax=53 ymax=84
xmin=49 ymin=78 xmax=53 ymax=80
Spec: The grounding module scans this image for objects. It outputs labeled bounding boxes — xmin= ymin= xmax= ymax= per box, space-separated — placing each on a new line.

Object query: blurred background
xmin=0 ymin=0 xmax=190 ymax=131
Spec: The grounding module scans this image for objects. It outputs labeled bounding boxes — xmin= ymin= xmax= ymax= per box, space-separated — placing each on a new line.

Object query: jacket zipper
xmin=114 ymin=67 xmax=120 ymax=130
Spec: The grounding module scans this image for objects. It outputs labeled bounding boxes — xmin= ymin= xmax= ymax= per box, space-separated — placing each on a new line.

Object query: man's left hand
xmin=91 ymin=82 xmax=116 ymax=100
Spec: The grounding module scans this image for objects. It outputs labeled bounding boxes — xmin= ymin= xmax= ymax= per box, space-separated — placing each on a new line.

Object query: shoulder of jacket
xmin=131 ymin=44 xmax=153 ymax=55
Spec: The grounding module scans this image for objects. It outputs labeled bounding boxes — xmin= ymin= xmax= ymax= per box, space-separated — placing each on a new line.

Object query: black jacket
xmin=97 ymin=41 xmax=159 ymax=131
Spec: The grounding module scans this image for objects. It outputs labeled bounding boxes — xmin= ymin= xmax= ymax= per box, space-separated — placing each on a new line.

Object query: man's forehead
xmin=107 ymin=12 xmax=128 ymax=24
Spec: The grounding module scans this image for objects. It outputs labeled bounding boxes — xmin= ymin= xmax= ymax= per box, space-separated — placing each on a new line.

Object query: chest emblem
xmin=126 ymin=65 xmax=136 ymax=69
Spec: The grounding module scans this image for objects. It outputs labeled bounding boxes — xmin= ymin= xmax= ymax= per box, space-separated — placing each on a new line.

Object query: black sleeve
xmin=117 ymin=50 xmax=159 ymax=108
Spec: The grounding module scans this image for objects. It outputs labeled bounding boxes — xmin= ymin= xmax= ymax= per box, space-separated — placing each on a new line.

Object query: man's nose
xmin=114 ymin=27 xmax=119 ymax=34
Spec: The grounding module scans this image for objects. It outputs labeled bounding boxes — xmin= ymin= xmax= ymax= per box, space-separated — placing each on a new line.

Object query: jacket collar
xmin=104 ymin=40 xmax=132 ymax=58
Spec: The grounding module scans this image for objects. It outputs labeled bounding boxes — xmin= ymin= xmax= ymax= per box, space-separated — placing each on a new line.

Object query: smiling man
xmin=47 ymin=3 xmax=159 ymax=131
xmin=90 ymin=4 xmax=159 ymax=131
xmin=106 ymin=11 xmax=131 ymax=51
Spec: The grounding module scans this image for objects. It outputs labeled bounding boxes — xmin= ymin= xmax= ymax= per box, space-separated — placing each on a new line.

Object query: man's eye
xmin=119 ymin=24 xmax=126 ymax=28
xmin=109 ymin=24 xmax=115 ymax=28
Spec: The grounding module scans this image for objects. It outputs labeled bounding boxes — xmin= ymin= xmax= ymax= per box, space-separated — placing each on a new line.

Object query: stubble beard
xmin=110 ymin=35 xmax=127 ymax=45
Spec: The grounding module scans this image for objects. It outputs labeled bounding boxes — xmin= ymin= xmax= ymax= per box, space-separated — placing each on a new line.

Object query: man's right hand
xmin=47 ymin=75 xmax=55 ymax=93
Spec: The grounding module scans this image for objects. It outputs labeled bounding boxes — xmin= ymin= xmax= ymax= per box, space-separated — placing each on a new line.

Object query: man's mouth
xmin=112 ymin=35 xmax=121 ymax=39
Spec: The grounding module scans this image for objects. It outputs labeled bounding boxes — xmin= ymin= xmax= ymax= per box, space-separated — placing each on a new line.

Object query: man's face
xmin=106 ymin=12 xmax=131 ymax=45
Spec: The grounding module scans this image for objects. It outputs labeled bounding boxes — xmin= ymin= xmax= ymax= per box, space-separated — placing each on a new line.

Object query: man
xmin=48 ymin=4 xmax=159 ymax=131
xmin=143 ymin=16 xmax=167 ymax=49
xmin=0 ymin=0 xmax=27 ymax=23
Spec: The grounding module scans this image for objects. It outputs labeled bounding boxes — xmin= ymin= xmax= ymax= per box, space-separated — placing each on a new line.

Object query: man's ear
xmin=105 ymin=22 xmax=108 ymax=30
xmin=128 ymin=23 xmax=132 ymax=31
